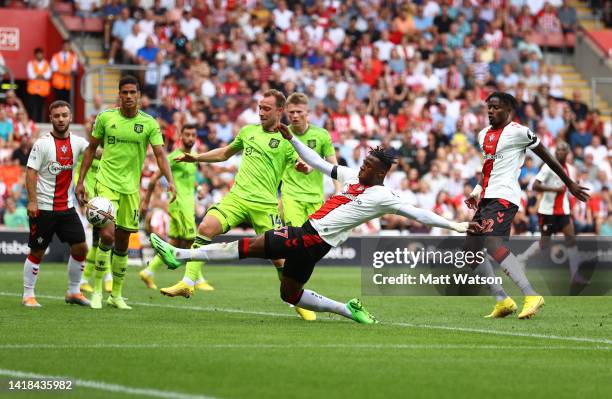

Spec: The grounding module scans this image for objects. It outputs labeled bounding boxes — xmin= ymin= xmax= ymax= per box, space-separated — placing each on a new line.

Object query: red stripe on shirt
xmin=309 ymin=183 xmax=368 ymax=220
xmin=553 ymin=164 xmax=568 ymax=215
xmin=480 ymin=127 xmax=504 ymax=198
xmin=53 ymin=136 xmax=73 ymax=211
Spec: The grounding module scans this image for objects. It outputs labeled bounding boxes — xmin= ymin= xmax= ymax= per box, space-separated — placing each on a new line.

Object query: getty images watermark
xmin=360 ymin=236 xmax=612 ymax=296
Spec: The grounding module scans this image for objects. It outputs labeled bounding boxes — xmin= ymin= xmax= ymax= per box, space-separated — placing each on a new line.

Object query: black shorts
xmin=470 ymin=198 xmax=518 ymax=238
xmin=264 ymin=220 xmax=332 ymax=284
xmin=539 ymin=214 xmax=571 ymax=235
xmin=29 ymin=208 xmax=86 ymax=250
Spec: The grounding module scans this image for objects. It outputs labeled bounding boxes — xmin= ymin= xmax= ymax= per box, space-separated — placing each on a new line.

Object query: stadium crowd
xmin=0 ymin=0 xmax=611 ymax=236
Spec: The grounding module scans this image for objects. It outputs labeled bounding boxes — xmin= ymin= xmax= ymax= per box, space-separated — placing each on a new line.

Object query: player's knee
xmin=71 ymin=243 xmax=88 ymax=259
xmin=280 ymin=285 xmax=299 ymax=304
xmin=29 ymin=248 xmax=45 ymax=261
xmin=99 ymin=228 xmax=114 ymax=245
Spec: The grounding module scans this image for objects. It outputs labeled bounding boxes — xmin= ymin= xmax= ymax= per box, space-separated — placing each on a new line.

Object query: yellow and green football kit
xmin=281 ymin=125 xmax=334 ymax=226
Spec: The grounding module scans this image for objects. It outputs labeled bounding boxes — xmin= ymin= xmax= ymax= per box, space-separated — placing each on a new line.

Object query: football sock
xmin=145 ymin=255 xmax=165 ymax=275
xmin=195 ymin=266 xmax=206 ymax=284
xmin=519 ymin=241 xmax=540 ymax=262
xmin=290 ymin=289 xmax=352 ymax=319
xmin=499 ymin=252 xmax=538 ymax=296
xmin=82 ymin=246 xmax=97 ymax=283
xmin=184 ymin=235 xmax=211 ymax=284
xmin=111 ymin=250 xmax=128 ymax=298
xmin=178 ymin=241 xmax=240 ymax=262
xmin=67 ymin=255 xmax=85 ymax=295
xmin=568 ymin=245 xmax=580 ymax=278
xmin=23 ymin=254 xmax=41 ymax=298
xmin=94 ymin=244 xmax=111 ymax=293
xmin=478 ymin=256 xmax=508 ymax=301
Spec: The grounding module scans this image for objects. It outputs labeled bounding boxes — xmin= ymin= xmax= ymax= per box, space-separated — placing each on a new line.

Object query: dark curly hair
xmin=368 ymin=146 xmax=397 ymax=170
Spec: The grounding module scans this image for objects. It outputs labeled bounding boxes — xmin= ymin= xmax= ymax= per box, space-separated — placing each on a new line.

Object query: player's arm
xmin=76 ymin=136 xmax=100 ymax=205
xmin=175 ymin=145 xmax=240 ymax=163
xmin=531 ymin=143 xmax=590 ymax=201
xmin=278 ymin=125 xmax=335 ymax=177
xmin=25 ymin=167 xmax=39 ymax=218
xmin=325 ymin=154 xmax=342 ymax=194
xmin=396 ymin=202 xmax=476 ymax=233
xmin=141 ymin=170 xmax=163 ymax=218
xmin=152 ymin=144 xmax=176 ymax=203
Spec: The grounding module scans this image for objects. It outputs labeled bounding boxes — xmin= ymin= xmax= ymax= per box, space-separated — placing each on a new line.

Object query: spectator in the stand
xmin=2 ymin=196 xmax=28 ymax=228
xmin=138 ymin=8 xmax=156 ymax=37
xmin=75 ymin=0 xmax=100 ymax=18
xmin=0 ymin=108 xmax=14 ymax=149
xmin=214 ymin=113 xmax=234 ymax=143
xmin=536 ymin=2 xmax=562 ymax=35
xmin=137 ymin=35 xmax=160 ymax=65
xmin=11 ymin=136 xmax=31 ymax=167
xmin=13 ymin=110 xmax=36 ymax=142
xmin=237 ymin=99 xmax=260 ymax=126
xmin=107 ymin=7 xmax=133 ymax=64
xmin=102 ymin=0 xmax=125 ymax=51
xmin=542 ymin=100 xmax=565 ymax=138
xmin=569 ymin=90 xmax=589 ymax=121
xmin=144 ymin=51 xmax=170 ymax=98
xmin=586 ymin=109 xmax=605 ymax=139
xmin=584 ymin=135 xmax=608 ymax=165
xmin=570 ymin=120 xmax=593 ymax=149
xmin=122 ymin=24 xmax=148 ymax=64
xmin=558 ymin=0 xmax=578 ymax=34
xmin=26 ymin=47 xmax=51 ymax=123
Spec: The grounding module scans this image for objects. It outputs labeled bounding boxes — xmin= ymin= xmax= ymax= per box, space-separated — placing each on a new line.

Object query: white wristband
xmin=470 ymin=184 xmax=483 ymax=198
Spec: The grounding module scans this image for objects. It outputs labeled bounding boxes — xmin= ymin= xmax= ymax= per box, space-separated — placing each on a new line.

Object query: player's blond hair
xmin=286 ymin=92 xmax=309 ymax=106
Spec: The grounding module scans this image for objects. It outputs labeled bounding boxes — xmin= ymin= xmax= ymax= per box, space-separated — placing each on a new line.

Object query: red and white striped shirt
xmin=26 ymin=132 xmax=88 ymax=211
xmin=535 ymin=163 xmax=575 ymax=215
xmin=478 ymin=122 xmax=540 ymax=207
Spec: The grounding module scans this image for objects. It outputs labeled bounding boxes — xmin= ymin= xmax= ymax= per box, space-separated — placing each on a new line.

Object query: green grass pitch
xmin=1 ymin=263 xmax=611 ymax=399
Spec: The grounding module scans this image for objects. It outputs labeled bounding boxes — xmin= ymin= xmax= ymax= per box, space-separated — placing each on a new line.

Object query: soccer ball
xmin=86 ymin=197 xmax=116 ymax=227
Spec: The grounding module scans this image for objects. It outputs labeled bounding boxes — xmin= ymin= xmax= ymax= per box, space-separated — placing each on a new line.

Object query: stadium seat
xmin=53 ymin=1 xmax=74 ymax=15
xmin=60 ymin=15 xmax=103 ymax=33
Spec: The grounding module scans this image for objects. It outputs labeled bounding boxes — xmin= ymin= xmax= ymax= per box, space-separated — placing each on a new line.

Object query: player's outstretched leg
xmin=281 ymin=278 xmax=377 ymax=324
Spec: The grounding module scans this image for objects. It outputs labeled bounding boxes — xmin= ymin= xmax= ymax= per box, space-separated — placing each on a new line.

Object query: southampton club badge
xmin=60 ymin=144 xmax=68 ymax=154
xmin=269 ymin=138 xmax=280 ymax=148
xmin=134 ymin=124 xmax=144 ymax=133
xmin=307 ymin=139 xmax=316 ymax=149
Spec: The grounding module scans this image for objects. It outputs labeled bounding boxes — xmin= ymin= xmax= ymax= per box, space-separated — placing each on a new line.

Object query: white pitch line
xmin=0 ymin=343 xmax=611 ymax=351
xmin=0 ymin=368 xmax=218 ymax=399
xmin=2 ymin=291 xmax=611 ymax=346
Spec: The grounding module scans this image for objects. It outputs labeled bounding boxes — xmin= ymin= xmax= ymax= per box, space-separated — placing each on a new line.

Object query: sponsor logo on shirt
xmin=47 ymin=161 xmax=73 ymax=175
xmin=483 ymin=153 xmax=504 ymax=160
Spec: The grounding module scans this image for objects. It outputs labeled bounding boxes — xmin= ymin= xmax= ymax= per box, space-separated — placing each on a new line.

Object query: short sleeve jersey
xmin=92 ymin=108 xmax=163 ymax=194
xmin=281 ymin=125 xmax=335 ymax=203
xmin=168 ymin=148 xmax=196 ymax=216
xmin=228 ymin=124 xmax=297 ymax=204
xmin=477 ymin=121 xmax=540 ymax=207
xmin=535 ymin=163 xmax=574 ymax=215
xmin=27 ymin=132 xmax=89 ymax=211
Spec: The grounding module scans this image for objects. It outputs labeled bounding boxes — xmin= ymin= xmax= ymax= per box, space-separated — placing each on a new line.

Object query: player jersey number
xmin=269 ymin=213 xmax=282 ymax=228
